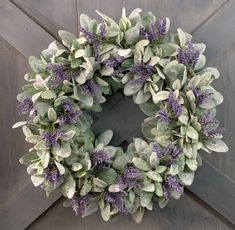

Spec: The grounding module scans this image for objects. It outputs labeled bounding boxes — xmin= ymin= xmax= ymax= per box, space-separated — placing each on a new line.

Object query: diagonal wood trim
xmin=193 ymin=0 xmax=235 ymax=64
xmin=190 ymin=159 xmax=235 ymax=226
xmin=0 ymin=0 xmax=55 ymax=58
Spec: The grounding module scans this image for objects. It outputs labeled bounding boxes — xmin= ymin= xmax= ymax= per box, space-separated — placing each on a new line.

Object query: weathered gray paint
xmin=0 ymin=0 xmax=234 ymax=229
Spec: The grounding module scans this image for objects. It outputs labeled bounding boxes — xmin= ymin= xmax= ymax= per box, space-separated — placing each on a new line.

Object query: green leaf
xmin=48 ymin=108 xmax=57 ymax=121
xmin=74 ymin=49 xmax=85 ymax=58
xmin=178 ymin=171 xmax=194 ymax=186
xmin=124 ymin=82 xmax=142 ymax=96
xmin=19 ymin=151 xmax=39 ymax=165
xmin=29 ymin=56 xmax=44 ymax=73
xmin=31 ymin=174 xmax=44 ymax=187
xmin=133 ymin=157 xmax=151 ymax=171
xmin=98 ymin=168 xmax=117 ymax=185
xmin=186 ymin=125 xmax=198 ymax=140
xmin=12 ymin=121 xmax=27 ymax=129
xmin=71 ymin=162 xmax=83 ymax=171
xmin=35 ymin=102 xmax=51 ymax=117
xmin=61 ymin=174 xmax=76 ymax=199
xmin=41 ymin=90 xmax=56 ymax=99
xmin=80 ymin=181 xmax=92 ymax=196
xmin=113 ymin=154 xmax=129 ymax=170
xmin=125 ymin=26 xmax=140 ymax=45
xmin=141 ymin=183 xmax=155 ymax=192
xmin=52 ymin=143 xmax=71 ymax=158
xmin=60 ymin=130 xmax=76 ymax=141
xmin=40 ymin=151 xmax=50 ymax=168
xmin=204 ymin=139 xmax=228 ymax=153
xmin=108 ymin=184 xmax=121 ymax=192
xmin=153 ymin=91 xmax=169 ymax=103
xmin=96 ymin=130 xmax=113 ymax=146
xmin=155 ymin=182 xmax=163 ymax=197
xmin=155 ymin=165 xmax=167 ymax=174
xmin=54 ymin=161 xmax=65 ymax=175
xmin=58 ymin=30 xmax=76 ymax=49
xmin=131 ymin=207 xmax=145 ymax=223
xmin=146 ymin=171 xmax=162 ymax=182
xmin=118 ymin=49 xmax=132 ymax=56
xmin=177 ymin=28 xmax=186 ymax=46
xmin=186 ymin=159 xmax=198 ymax=171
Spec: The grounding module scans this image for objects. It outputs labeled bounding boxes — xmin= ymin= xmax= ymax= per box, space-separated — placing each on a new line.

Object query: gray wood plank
xmin=26 ymin=193 xmax=233 ymax=230
xmin=0 ymin=0 xmax=55 ymax=57
xmin=0 ymin=34 xmax=61 ymax=230
xmin=92 ymin=96 xmax=146 ymax=146
xmin=193 ymin=0 xmax=235 ymax=63
xmin=11 ymin=0 xmax=78 ymax=39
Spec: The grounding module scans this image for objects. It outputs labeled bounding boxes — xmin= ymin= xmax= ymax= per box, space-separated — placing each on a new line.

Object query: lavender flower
xmin=46 ymin=64 xmax=79 ymax=89
xmin=129 ymin=63 xmax=154 ymax=85
xmin=105 ymin=55 xmax=124 ymax=68
xmin=18 ymin=98 xmax=33 ymax=115
xmin=198 ymin=112 xmax=225 ymax=139
xmin=81 ymin=80 xmax=99 ymax=96
xmin=58 ymin=101 xmax=81 ymax=126
xmin=167 ymin=91 xmax=182 ymax=117
xmin=165 ymin=175 xmax=183 ymax=194
xmin=157 ymin=18 xmax=167 ymax=37
xmin=44 ymin=165 xmax=61 ymax=185
xmin=90 ymin=150 xmax=110 ymax=169
xmin=157 ymin=109 xmax=169 ymax=123
xmin=140 ymin=23 xmax=157 ymax=43
xmin=198 ymin=112 xmax=217 ymax=126
xmin=71 ymin=194 xmax=91 ymax=216
xmin=104 ymin=192 xmax=128 ymax=214
xmin=192 ymin=85 xmax=208 ymax=105
xmin=152 ymin=143 xmax=162 ymax=159
xmin=81 ymin=27 xmax=100 ymax=61
xmin=99 ymin=21 xmax=106 ymax=38
xmin=176 ymin=41 xmax=200 ymax=68
xmin=118 ymin=166 xmax=140 ymax=191
xmin=152 ymin=143 xmax=182 ymax=165
xmin=42 ymin=129 xmax=65 ymax=148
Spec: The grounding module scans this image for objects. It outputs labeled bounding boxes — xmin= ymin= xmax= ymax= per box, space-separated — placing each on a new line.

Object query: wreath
xmin=13 ymin=8 xmax=228 ymax=223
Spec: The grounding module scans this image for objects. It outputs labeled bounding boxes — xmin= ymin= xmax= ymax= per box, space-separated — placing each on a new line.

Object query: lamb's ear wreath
xmin=13 ymin=8 xmax=228 ymax=223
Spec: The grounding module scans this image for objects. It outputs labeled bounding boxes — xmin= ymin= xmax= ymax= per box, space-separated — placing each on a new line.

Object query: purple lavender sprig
xmin=90 ymin=150 xmax=110 ymax=169
xmin=81 ymin=80 xmax=99 ymax=96
xmin=157 ymin=109 xmax=169 ymax=123
xmin=46 ymin=63 xmax=79 ymax=89
xmin=167 ymin=91 xmax=183 ymax=117
xmin=140 ymin=23 xmax=157 ymax=43
xmin=80 ymin=27 xmax=100 ymax=61
xmin=176 ymin=41 xmax=200 ymax=68
xmin=191 ymin=85 xmax=208 ymax=105
xmin=198 ymin=112 xmax=225 ymax=140
xmin=42 ymin=129 xmax=65 ymax=148
xmin=44 ymin=164 xmax=61 ymax=186
xmin=18 ymin=97 xmax=33 ymax=115
xmin=157 ymin=18 xmax=167 ymax=37
xmin=129 ymin=63 xmax=154 ymax=85
xmin=71 ymin=194 xmax=91 ymax=216
xmin=59 ymin=101 xmax=81 ymax=126
xmin=165 ymin=175 xmax=183 ymax=195
xmin=117 ymin=166 xmax=140 ymax=191
xmin=104 ymin=191 xmax=128 ymax=214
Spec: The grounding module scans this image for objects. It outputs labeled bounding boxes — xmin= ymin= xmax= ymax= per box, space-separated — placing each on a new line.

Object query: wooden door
xmin=0 ymin=1 xmax=234 ymax=229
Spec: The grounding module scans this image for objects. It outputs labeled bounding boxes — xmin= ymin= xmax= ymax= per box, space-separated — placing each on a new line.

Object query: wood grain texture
xmin=0 ymin=0 xmax=55 ymax=57
xmin=201 ymin=42 xmax=235 ymax=182
xmin=11 ymin=0 xmax=78 ymax=39
xmin=27 ymin=194 xmax=233 ymax=230
xmin=0 ymin=35 xmax=60 ymax=230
